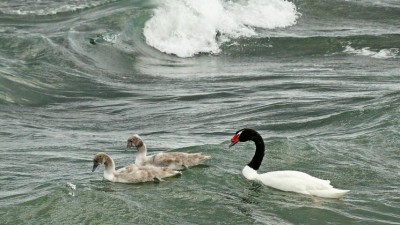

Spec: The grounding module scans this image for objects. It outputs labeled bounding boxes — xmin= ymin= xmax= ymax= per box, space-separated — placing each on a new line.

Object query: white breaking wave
xmin=144 ymin=0 xmax=299 ymax=57
xmin=344 ymin=46 xmax=399 ymax=59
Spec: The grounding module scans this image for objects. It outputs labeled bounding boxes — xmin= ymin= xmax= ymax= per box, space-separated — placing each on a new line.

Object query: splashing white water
xmin=144 ymin=0 xmax=299 ymax=57
xmin=344 ymin=46 xmax=399 ymax=59
xmin=66 ymin=182 xmax=76 ymax=197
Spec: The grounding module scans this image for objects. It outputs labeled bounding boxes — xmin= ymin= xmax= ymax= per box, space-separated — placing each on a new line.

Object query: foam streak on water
xmin=344 ymin=45 xmax=399 ymax=59
xmin=0 ymin=0 xmax=112 ymax=15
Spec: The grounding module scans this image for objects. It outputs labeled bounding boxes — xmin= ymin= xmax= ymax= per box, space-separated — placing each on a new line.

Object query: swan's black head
xmin=229 ymin=128 xmax=260 ymax=147
xmin=229 ymin=128 xmax=265 ymax=170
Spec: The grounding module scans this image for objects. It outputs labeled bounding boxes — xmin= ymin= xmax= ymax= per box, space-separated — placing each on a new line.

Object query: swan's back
xmin=145 ymin=152 xmax=211 ymax=170
xmin=116 ymin=164 xmax=138 ymax=173
xmin=114 ymin=166 xmax=181 ymax=183
xmin=256 ymin=170 xmax=348 ymax=198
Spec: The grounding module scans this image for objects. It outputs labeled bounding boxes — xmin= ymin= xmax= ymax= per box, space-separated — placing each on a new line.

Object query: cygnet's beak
xmin=92 ymin=163 xmax=99 ymax=172
xmin=127 ymin=141 xmax=133 ymax=148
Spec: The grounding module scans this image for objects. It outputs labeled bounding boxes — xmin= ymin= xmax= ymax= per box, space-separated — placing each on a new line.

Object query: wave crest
xmin=144 ymin=0 xmax=299 ymax=57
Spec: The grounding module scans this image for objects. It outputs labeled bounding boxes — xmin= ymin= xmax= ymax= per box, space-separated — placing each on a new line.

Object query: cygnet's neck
xmin=103 ymin=154 xmax=116 ymax=174
xmin=135 ymin=142 xmax=147 ymax=165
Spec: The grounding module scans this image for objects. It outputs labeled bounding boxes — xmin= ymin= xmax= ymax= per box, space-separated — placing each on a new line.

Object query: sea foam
xmin=144 ymin=0 xmax=299 ymax=57
xmin=344 ymin=45 xmax=399 ymax=59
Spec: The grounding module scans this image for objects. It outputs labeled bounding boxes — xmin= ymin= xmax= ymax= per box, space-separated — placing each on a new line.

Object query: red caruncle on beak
xmin=229 ymin=134 xmax=239 ymax=148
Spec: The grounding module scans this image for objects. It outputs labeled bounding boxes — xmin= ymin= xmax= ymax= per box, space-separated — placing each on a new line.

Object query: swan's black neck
xmin=247 ymin=133 xmax=265 ymax=170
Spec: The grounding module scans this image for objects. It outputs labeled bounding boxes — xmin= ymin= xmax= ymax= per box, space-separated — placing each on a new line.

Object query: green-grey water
xmin=1 ymin=0 xmax=399 ymax=224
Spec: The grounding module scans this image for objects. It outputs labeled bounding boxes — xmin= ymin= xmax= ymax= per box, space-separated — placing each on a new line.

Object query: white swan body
xmin=92 ymin=152 xmax=181 ymax=183
xmin=242 ymin=166 xmax=349 ymax=198
xmin=231 ymin=129 xmax=349 ymax=199
xmin=127 ymin=134 xmax=211 ymax=170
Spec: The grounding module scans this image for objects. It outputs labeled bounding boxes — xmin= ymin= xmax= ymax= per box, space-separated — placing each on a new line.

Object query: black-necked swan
xmin=127 ymin=134 xmax=211 ymax=170
xmin=92 ymin=152 xmax=181 ymax=183
xmin=229 ymin=128 xmax=349 ymax=199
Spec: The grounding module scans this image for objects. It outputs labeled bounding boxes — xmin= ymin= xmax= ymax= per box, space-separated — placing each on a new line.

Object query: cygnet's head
xmin=92 ymin=152 xmax=108 ymax=172
xmin=127 ymin=134 xmax=144 ymax=148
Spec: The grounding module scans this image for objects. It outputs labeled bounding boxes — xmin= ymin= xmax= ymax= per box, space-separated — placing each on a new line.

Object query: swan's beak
xmin=92 ymin=163 xmax=99 ymax=172
xmin=229 ymin=134 xmax=239 ymax=148
xmin=127 ymin=141 xmax=133 ymax=148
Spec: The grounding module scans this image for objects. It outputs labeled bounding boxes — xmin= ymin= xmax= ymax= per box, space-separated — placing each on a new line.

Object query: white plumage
xmin=231 ymin=128 xmax=349 ymax=199
xmin=242 ymin=166 xmax=349 ymax=198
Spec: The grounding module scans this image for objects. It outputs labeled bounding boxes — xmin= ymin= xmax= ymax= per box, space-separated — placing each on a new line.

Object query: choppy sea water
xmin=1 ymin=0 xmax=399 ymax=224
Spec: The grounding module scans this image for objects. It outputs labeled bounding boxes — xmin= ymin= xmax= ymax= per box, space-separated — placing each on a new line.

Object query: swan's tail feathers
xmin=192 ymin=153 xmax=211 ymax=163
xmin=179 ymin=153 xmax=211 ymax=168
xmin=202 ymin=155 xmax=211 ymax=161
xmin=310 ymin=189 xmax=350 ymax=199
xmin=196 ymin=153 xmax=211 ymax=158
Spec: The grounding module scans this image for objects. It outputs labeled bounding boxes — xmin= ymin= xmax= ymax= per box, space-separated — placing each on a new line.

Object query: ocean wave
xmin=143 ymin=0 xmax=299 ymax=57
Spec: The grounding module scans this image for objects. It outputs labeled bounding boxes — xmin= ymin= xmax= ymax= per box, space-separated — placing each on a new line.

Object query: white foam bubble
xmin=344 ymin=46 xmax=399 ymax=59
xmin=66 ymin=182 xmax=76 ymax=190
xmin=66 ymin=182 xmax=76 ymax=197
xmin=144 ymin=0 xmax=299 ymax=57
